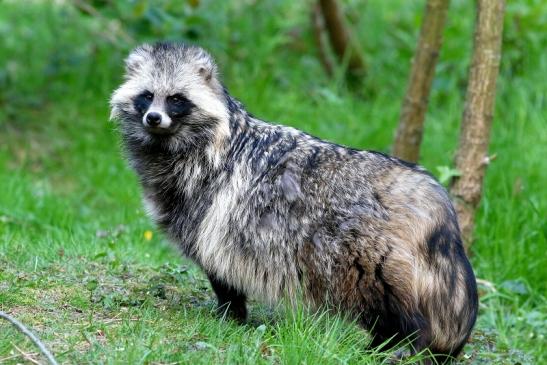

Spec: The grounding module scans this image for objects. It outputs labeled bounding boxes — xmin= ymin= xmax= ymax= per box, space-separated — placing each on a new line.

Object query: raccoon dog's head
xmin=110 ymin=43 xmax=230 ymax=155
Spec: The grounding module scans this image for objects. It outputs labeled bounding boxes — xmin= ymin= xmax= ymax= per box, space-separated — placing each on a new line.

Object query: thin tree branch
xmin=450 ymin=0 xmax=505 ymax=248
xmin=318 ymin=0 xmax=366 ymax=79
xmin=0 ymin=311 xmax=59 ymax=365
xmin=393 ymin=0 xmax=450 ymax=163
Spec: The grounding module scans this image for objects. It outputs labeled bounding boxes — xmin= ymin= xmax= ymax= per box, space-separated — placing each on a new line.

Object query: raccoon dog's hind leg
xmin=207 ymin=274 xmax=248 ymax=322
xmin=363 ymin=276 xmax=450 ymax=365
xmin=362 ymin=255 xmax=431 ymax=353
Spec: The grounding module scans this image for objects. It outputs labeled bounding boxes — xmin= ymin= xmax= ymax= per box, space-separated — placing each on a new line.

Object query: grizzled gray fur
xmin=110 ymin=42 xmax=478 ymax=361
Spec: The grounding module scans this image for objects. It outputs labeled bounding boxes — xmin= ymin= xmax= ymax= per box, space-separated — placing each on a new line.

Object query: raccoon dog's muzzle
xmin=143 ymin=109 xmax=173 ymax=134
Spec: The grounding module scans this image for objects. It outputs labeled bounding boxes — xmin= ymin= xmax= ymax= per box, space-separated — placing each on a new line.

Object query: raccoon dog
xmin=110 ymin=42 xmax=478 ymax=361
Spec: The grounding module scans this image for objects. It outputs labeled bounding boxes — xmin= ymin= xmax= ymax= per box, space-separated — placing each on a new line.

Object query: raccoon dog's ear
xmin=125 ymin=44 xmax=153 ymax=76
xmin=197 ymin=61 xmax=218 ymax=83
xmin=198 ymin=66 xmax=211 ymax=81
xmin=192 ymin=47 xmax=219 ymax=83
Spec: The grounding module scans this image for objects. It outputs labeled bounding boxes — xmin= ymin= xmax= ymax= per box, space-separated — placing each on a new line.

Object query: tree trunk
xmin=318 ymin=0 xmax=366 ymax=79
xmin=312 ymin=3 xmax=335 ymax=77
xmin=393 ymin=0 xmax=450 ymax=163
xmin=450 ymin=0 xmax=505 ymax=248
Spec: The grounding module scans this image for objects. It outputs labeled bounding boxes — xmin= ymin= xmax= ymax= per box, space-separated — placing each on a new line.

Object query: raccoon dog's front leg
xmin=207 ymin=274 xmax=247 ymax=322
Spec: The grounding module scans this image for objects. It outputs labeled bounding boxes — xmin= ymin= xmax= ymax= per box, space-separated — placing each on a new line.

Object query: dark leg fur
xmin=366 ymin=309 xmax=456 ymax=363
xmin=364 ymin=291 xmax=428 ymax=351
xmin=368 ymin=314 xmax=425 ymax=352
xmin=207 ymin=274 xmax=247 ymax=322
xmin=369 ymin=313 xmax=457 ymax=364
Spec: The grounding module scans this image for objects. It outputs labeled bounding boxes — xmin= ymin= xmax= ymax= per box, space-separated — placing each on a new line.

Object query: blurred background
xmin=0 ymin=0 xmax=545 ymax=364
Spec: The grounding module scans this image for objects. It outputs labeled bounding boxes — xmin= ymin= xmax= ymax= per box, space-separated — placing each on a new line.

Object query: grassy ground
xmin=0 ymin=1 xmax=545 ymax=364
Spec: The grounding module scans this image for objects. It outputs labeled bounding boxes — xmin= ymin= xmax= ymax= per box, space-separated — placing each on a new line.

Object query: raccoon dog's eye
xmin=134 ymin=91 xmax=154 ymax=114
xmin=166 ymin=93 xmax=193 ymax=117
xmin=168 ymin=94 xmax=189 ymax=104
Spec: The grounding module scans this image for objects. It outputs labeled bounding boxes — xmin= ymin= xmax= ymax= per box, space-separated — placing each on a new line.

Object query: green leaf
xmin=86 ymin=279 xmax=99 ymax=292
xmin=436 ymin=166 xmax=461 ymax=185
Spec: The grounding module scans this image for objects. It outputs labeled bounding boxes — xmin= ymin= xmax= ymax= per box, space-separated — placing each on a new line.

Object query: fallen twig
xmin=12 ymin=343 xmax=41 ymax=365
xmin=0 ymin=311 xmax=59 ymax=365
xmin=0 ymin=353 xmax=23 ymax=362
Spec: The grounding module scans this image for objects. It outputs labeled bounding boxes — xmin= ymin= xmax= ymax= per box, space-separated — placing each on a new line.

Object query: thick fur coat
xmin=110 ymin=43 xmax=478 ymax=361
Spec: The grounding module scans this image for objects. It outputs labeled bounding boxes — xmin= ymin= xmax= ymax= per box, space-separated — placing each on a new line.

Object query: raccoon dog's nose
xmin=145 ymin=112 xmax=162 ymax=127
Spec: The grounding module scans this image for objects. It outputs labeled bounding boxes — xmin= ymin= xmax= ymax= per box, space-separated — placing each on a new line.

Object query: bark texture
xmin=450 ymin=0 xmax=505 ymax=248
xmin=318 ymin=0 xmax=366 ymax=78
xmin=393 ymin=0 xmax=450 ymax=163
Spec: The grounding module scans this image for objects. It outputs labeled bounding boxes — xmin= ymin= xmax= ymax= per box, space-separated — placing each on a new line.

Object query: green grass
xmin=1 ymin=1 xmax=545 ymax=364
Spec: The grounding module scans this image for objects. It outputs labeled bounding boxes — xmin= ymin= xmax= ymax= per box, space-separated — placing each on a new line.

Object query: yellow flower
xmin=143 ymin=230 xmax=153 ymax=241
